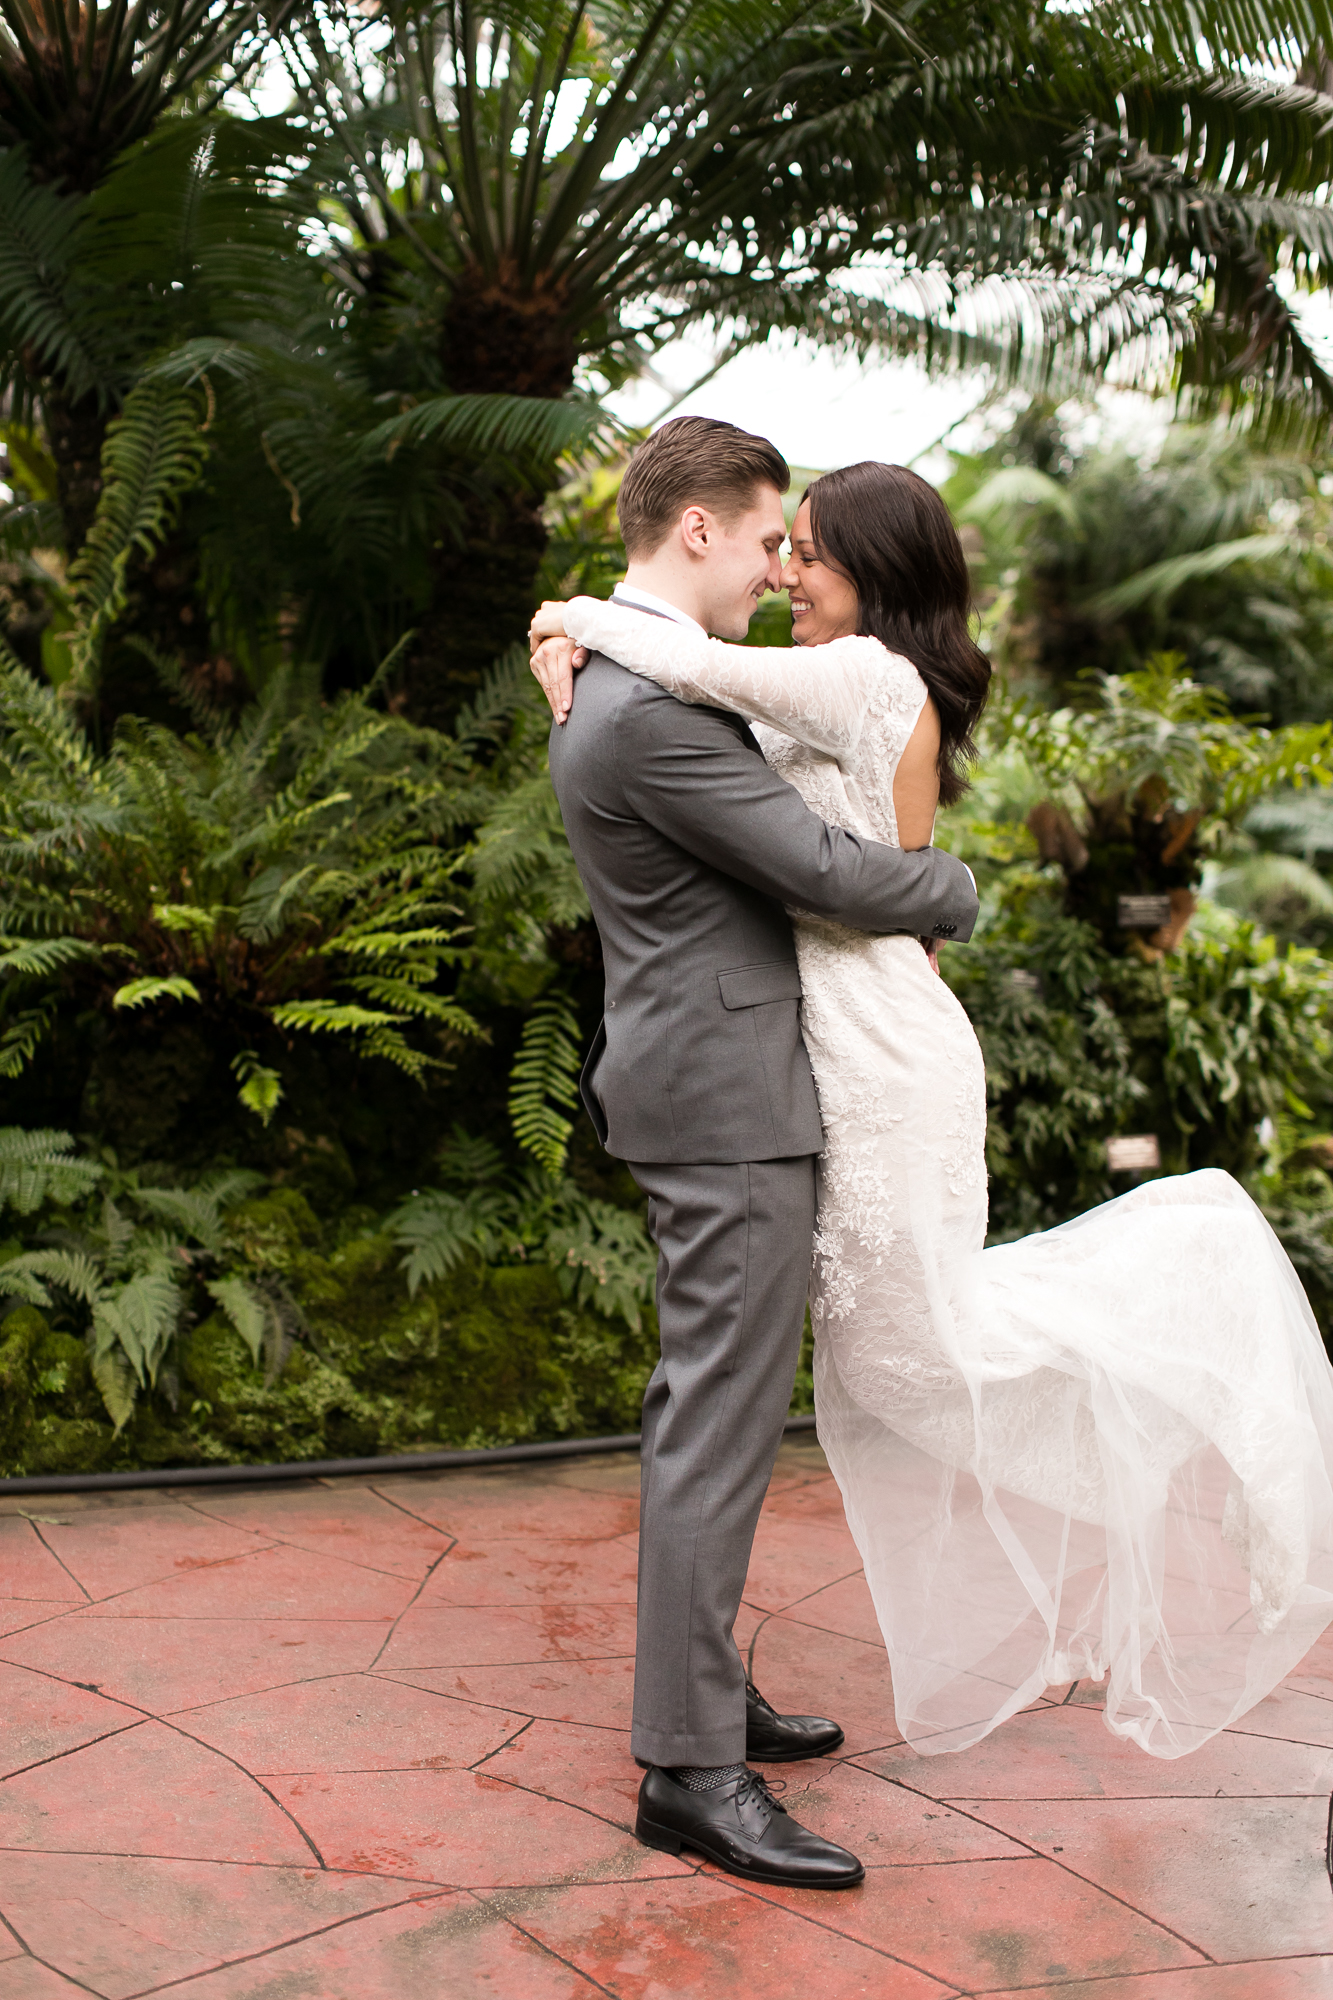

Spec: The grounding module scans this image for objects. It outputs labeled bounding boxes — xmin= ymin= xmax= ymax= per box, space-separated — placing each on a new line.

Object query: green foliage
xmin=944 ymin=893 xmax=1333 ymax=1278
xmin=65 ymin=382 xmax=210 ymax=691
xmin=0 ymin=1125 xmax=101 ymax=1213
xmin=984 ymin=651 xmax=1333 ymax=949
xmin=955 ymin=414 xmax=1333 ymax=722
xmin=0 ymin=1142 xmax=272 ymax=1430
xmin=0 ymin=655 xmax=490 ymax=1115
xmin=507 ymin=994 xmax=583 ymax=1174
xmin=385 ymin=1128 xmax=657 ymax=1332
xmin=0 ymin=1161 xmax=662 ymax=1478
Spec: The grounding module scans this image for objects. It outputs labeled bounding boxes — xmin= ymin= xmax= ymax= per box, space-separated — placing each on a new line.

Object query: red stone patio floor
xmin=1 ymin=1433 xmax=1331 ymax=1999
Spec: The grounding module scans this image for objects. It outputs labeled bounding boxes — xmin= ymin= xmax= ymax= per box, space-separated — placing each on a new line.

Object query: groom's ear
xmin=679 ymin=505 xmax=716 ymax=558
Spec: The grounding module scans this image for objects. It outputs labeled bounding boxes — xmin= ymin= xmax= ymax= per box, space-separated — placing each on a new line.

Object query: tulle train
xmin=815 ymin=1170 xmax=1333 ymax=1757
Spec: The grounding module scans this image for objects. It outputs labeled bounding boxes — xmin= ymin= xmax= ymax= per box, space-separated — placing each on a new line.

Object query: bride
xmin=528 ymin=459 xmax=1333 ymax=1759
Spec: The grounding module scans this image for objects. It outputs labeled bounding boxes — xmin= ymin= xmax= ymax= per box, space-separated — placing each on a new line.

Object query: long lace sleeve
xmin=564 ymin=596 xmax=887 ymax=764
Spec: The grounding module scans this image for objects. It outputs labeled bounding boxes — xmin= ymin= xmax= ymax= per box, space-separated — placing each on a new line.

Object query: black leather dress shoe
xmin=635 ymin=1766 xmax=864 ymax=1888
xmin=745 ymin=1678 xmax=845 ymax=1762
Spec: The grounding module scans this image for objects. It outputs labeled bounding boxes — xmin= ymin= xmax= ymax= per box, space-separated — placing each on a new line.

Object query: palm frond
xmin=0 ymin=149 xmax=107 ymax=404
xmin=361 ymin=392 xmax=621 ymax=467
xmin=1087 ymin=537 xmax=1302 ymax=617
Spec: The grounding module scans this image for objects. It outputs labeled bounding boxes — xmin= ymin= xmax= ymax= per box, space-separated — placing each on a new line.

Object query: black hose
xmin=0 ymin=1413 xmax=820 ymax=1497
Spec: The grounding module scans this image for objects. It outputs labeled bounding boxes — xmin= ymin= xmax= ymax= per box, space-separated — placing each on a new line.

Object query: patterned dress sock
xmin=671 ymin=1762 xmax=747 ymax=1792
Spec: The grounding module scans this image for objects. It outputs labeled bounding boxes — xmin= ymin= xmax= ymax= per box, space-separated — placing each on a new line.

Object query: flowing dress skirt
xmin=798 ymin=925 xmax=1333 ymax=1757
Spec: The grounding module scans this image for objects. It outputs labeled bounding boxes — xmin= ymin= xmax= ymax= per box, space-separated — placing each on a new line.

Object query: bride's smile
xmin=780 ymin=499 xmax=860 ymax=646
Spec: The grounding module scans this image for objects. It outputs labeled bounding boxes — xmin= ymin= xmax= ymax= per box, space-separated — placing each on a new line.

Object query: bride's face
xmin=780 ymin=500 xmax=859 ymax=647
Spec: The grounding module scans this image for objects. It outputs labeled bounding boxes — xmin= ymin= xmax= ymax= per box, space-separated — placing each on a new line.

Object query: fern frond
xmin=385 ymin=1186 xmax=509 ymax=1294
xmin=132 ymin=1186 xmax=226 ymax=1254
xmin=508 ymin=993 xmax=584 ymax=1176
xmin=6 ymin=1247 xmax=104 ymax=1304
xmin=0 ymin=1263 xmax=53 ymax=1304
xmin=270 ymin=999 xmax=402 ymax=1036
xmin=0 ymin=936 xmax=103 ymax=978
xmin=0 ymin=652 xmax=105 ymax=799
xmin=0 ymin=1127 xmax=101 ymax=1214
xmin=231 ymin=1051 xmax=284 ymax=1125
xmin=112 ymin=976 xmax=202 ymax=1010
xmin=543 ymin=1193 xmax=657 ymax=1332
xmin=90 ymin=1348 xmax=138 ymax=1433
xmin=66 ymin=381 xmax=209 ymax=672
xmin=92 ymin=1266 xmax=184 ymax=1387
xmin=206 ymin=1273 xmax=270 ymax=1366
xmin=0 ymin=1004 xmax=56 ymax=1078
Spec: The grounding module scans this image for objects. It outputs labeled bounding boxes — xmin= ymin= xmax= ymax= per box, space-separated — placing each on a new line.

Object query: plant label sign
xmin=1107 ymin=1134 xmax=1161 ymax=1172
xmin=1117 ymin=894 xmax=1173 ymax=929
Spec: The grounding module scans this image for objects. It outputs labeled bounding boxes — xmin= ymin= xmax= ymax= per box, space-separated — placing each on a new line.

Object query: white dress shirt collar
xmin=611 ymin=582 xmax=706 ymax=636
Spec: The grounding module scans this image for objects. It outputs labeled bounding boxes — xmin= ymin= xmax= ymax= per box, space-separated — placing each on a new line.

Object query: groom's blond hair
xmin=617 ymin=416 xmax=790 ymax=559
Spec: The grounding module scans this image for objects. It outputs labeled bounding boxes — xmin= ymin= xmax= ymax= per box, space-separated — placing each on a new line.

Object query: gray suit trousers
xmin=627 ymin=1154 xmax=817 ymax=1767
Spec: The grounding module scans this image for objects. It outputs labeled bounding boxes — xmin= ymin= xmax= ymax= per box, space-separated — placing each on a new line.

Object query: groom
xmin=545 ymin=416 xmax=977 ymax=1888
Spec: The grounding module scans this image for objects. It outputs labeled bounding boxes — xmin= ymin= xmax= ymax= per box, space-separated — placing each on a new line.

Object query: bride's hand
xmin=920 ymin=937 xmax=941 ymax=975
xmin=530 ymin=635 xmax=587 ymax=722
xmin=528 ymin=600 xmax=570 ymax=644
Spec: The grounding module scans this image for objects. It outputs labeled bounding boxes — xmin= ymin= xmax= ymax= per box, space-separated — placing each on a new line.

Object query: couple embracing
xmin=529 ymin=415 xmax=1333 ymax=1890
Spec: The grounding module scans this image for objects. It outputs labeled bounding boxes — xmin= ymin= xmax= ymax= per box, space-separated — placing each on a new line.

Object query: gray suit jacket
xmin=547 ymin=640 xmax=978 ymax=1164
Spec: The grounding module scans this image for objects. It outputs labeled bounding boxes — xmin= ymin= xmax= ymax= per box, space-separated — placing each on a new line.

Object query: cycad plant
xmin=0 ymin=110 xmax=621 ymax=709
xmin=278 ymin=0 xmax=1333 ymax=712
xmin=0 ymin=0 xmax=302 ymax=193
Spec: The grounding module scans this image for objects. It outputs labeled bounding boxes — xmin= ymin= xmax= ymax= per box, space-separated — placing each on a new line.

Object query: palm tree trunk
xmin=403 ymin=481 xmax=552 ymax=731
xmin=402 ymin=266 xmax=578 ymax=730
xmin=45 ymin=393 xmax=106 ymax=557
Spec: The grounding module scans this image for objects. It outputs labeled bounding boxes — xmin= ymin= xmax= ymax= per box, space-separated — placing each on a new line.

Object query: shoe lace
xmin=736 ymin=1769 xmax=788 ymax=1819
xmin=745 ymin=1678 xmax=777 ymax=1718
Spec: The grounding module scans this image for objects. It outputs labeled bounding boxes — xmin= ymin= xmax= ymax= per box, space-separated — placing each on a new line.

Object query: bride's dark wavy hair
xmin=804 ymin=462 xmax=991 ymax=806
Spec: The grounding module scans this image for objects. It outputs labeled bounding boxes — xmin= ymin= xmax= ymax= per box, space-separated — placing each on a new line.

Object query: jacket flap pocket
xmin=717 ymin=961 xmax=804 ymax=1010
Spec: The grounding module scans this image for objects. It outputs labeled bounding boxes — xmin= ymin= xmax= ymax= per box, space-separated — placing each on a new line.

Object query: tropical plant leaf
xmin=0 ymin=1127 xmax=102 ymax=1214
xmin=1087 ymin=536 xmax=1301 ymax=617
xmin=507 ymin=993 xmax=583 ymax=1176
xmin=206 ymin=1273 xmax=270 ymax=1367
xmin=385 ymin=1186 xmax=511 ymax=1294
xmin=0 ymin=149 xmax=107 ymax=403
xmin=231 ymin=1051 xmax=284 ymax=1125
xmin=92 ymin=1267 xmax=184 ymax=1387
xmin=66 ymin=380 xmax=209 ymax=675
xmin=90 ymin=1348 xmax=139 ymax=1433
xmin=361 ymin=393 xmax=621 ymax=469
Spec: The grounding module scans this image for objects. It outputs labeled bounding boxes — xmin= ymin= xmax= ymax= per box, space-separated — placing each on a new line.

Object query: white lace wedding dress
xmin=564 ymin=596 xmax=1333 ymax=1757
